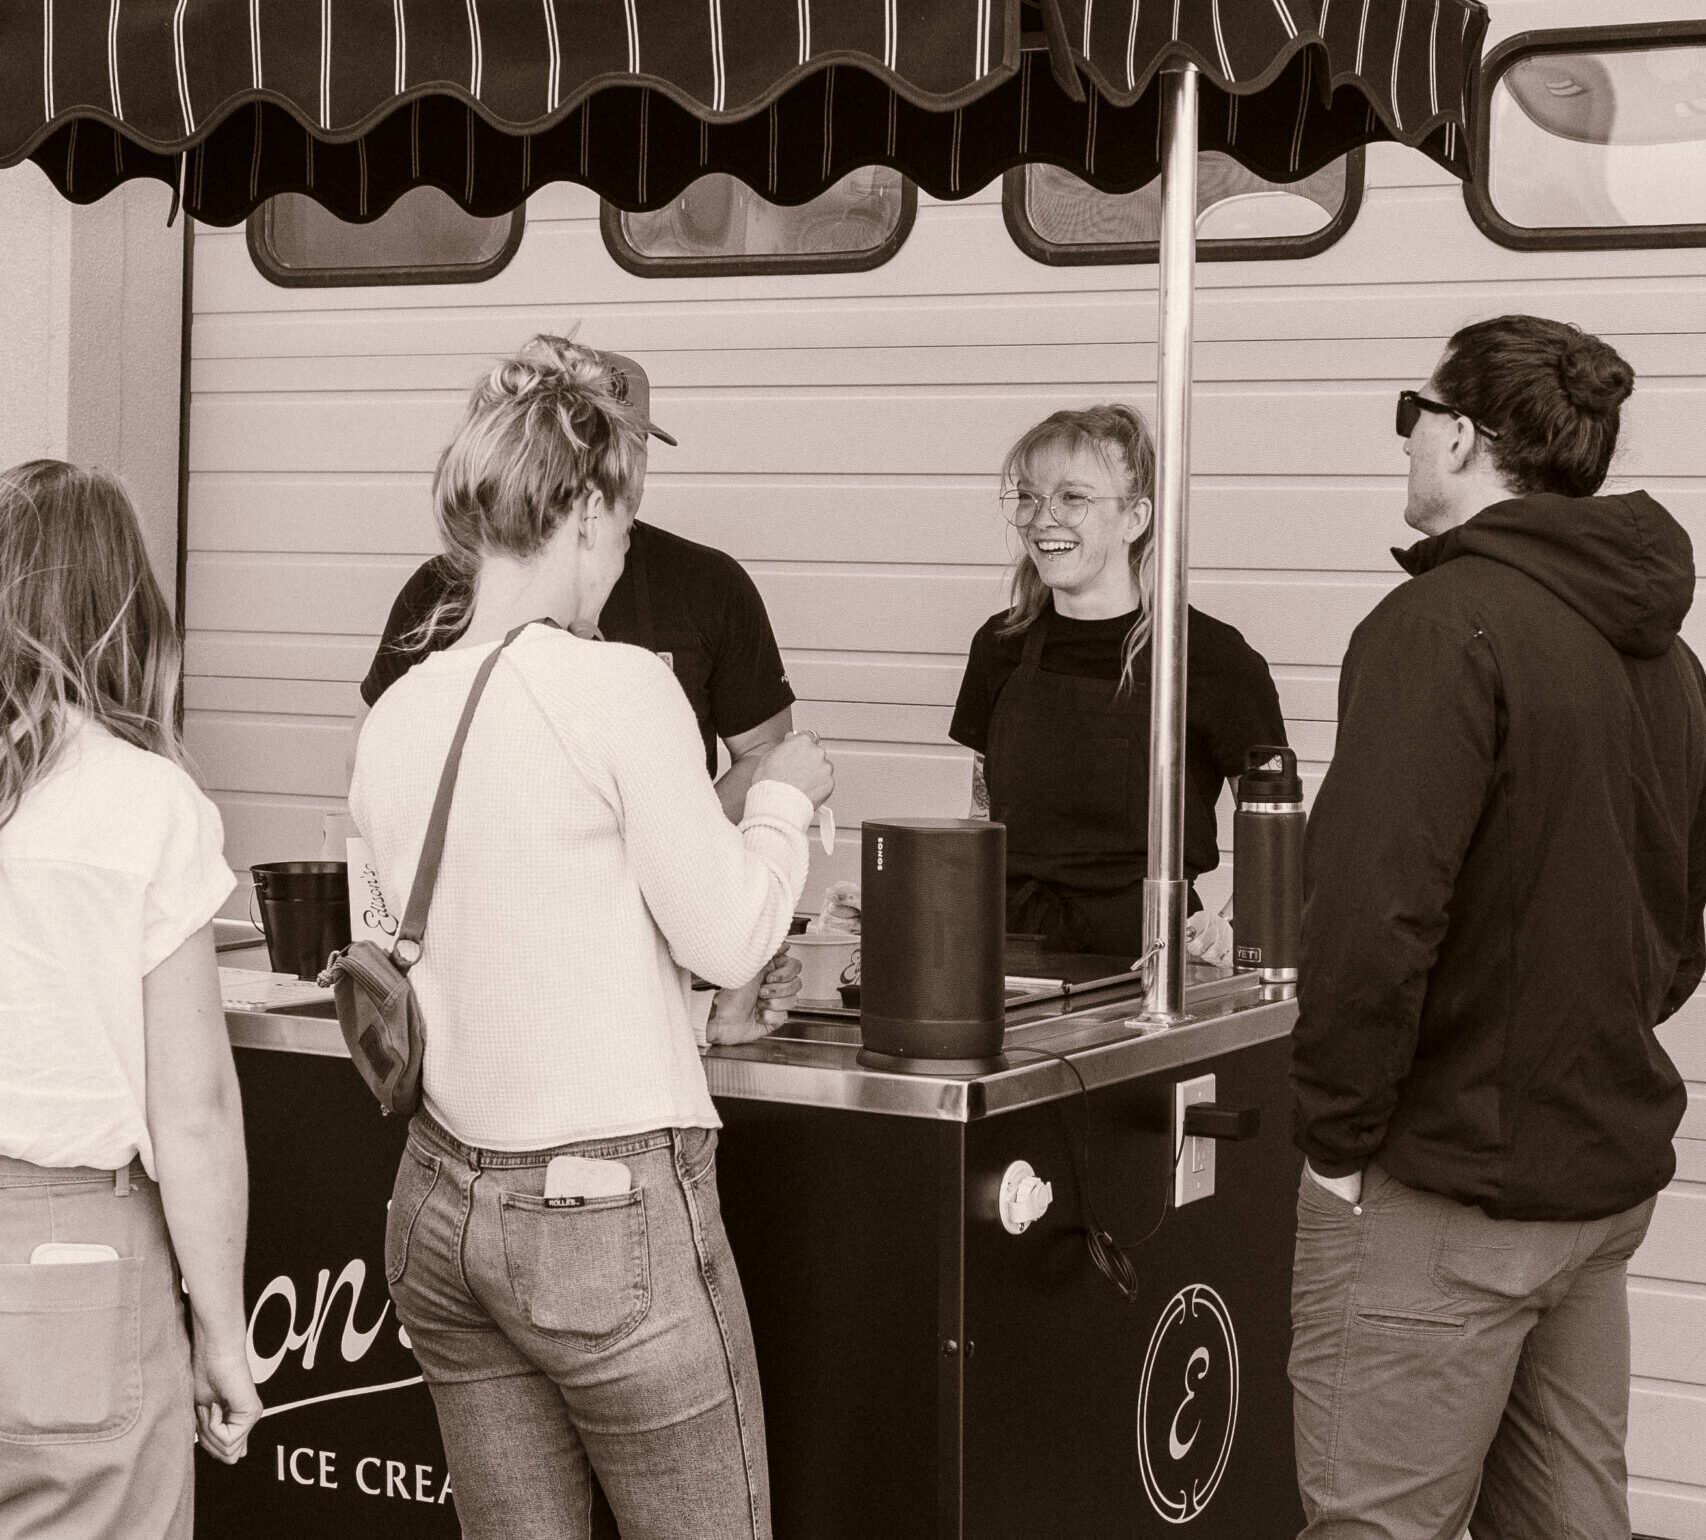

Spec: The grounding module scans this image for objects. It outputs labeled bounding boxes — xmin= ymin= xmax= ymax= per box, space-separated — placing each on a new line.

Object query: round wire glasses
xmin=998 ymin=489 xmax=1125 ymax=529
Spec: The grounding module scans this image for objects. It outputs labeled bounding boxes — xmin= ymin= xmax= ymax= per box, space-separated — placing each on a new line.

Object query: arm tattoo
xmin=970 ymin=755 xmax=990 ymax=820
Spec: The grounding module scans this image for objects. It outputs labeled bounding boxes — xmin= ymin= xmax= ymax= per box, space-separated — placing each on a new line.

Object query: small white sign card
xmin=347 ymin=836 xmax=401 ymax=952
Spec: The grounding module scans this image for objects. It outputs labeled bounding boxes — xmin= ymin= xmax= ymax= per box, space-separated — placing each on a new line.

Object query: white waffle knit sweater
xmin=350 ymin=624 xmax=812 ymax=1149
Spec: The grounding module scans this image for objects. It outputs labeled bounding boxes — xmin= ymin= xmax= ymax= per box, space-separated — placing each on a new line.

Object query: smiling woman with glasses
xmin=946 ymin=404 xmax=1286 ymax=964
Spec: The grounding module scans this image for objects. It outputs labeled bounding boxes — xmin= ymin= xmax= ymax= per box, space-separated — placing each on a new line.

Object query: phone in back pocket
xmin=30 ymin=1242 xmax=121 ymax=1265
xmin=544 ymin=1155 xmax=631 ymax=1205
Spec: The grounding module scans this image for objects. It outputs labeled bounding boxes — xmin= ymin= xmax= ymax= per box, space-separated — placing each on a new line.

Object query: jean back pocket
xmin=0 ymin=1257 xmax=141 ymax=1443
xmin=500 ymin=1189 xmax=651 ymax=1352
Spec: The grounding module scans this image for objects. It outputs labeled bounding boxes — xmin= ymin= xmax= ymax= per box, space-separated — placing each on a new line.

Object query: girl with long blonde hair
xmin=0 ymin=461 xmax=185 ymax=820
xmin=0 ymin=461 xmax=260 ymax=1538
xmin=948 ymin=406 xmax=1286 ymax=959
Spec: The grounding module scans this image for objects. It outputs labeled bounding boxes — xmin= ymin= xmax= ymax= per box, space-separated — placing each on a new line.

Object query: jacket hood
xmin=1395 ymin=491 xmax=1695 ymax=659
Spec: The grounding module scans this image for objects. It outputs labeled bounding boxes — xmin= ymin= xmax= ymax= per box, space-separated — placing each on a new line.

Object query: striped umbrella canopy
xmin=3 ymin=0 xmax=1488 ymax=225
xmin=2 ymin=0 xmax=1490 ymax=1020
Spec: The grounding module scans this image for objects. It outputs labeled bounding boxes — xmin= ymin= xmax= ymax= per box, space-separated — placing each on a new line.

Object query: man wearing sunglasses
xmin=1289 ymin=317 xmax=1706 ymax=1540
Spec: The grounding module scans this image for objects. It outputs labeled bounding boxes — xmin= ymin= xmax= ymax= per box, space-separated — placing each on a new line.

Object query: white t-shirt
xmin=351 ymin=625 xmax=812 ymax=1150
xmin=0 ymin=717 xmax=235 ymax=1175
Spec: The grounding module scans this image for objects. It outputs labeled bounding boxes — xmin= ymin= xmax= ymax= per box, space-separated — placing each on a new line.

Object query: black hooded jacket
xmin=1294 ymin=491 xmax=1706 ymax=1221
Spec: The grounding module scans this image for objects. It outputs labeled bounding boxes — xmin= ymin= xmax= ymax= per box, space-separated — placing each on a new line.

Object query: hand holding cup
xmin=705 ymin=948 xmax=802 ymax=1045
xmin=755 ymin=730 xmax=834 ymax=810
xmin=1184 ymin=908 xmax=1234 ymax=968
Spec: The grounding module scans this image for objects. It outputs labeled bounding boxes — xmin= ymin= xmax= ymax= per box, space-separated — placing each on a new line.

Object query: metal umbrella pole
xmin=1140 ymin=61 xmax=1200 ymax=1025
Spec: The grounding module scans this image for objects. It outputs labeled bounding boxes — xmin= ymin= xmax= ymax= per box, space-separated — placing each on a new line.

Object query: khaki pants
xmin=0 ymin=1157 xmax=195 ymax=1540
xmin=1289 ymin=1162 xmax=1655 ymax=1540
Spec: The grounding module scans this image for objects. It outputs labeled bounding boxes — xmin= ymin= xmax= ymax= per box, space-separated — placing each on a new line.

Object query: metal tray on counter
xmin=786 ymin=950 xmax=1142 ymax=1021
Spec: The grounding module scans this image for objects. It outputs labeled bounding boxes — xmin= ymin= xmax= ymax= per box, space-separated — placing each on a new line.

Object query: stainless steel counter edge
xmin=704 ymin=995 xmax=1298 ymax=1121
xmin=226 ymin=977 xmax=1299 ymax=1123
xmin=226 ymin=1007 xmax=350 ymax=1057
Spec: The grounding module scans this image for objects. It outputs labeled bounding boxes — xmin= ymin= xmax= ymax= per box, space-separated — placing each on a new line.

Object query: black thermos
xmin=858 ymin=819 xmax=1006 ymax=1069
xmin=1233 ymin=746 xmax=1305 ymax=986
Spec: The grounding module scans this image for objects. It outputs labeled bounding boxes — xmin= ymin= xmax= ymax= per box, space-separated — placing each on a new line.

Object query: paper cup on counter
xmin=786 ymin=933 xmax=861 ymax=1004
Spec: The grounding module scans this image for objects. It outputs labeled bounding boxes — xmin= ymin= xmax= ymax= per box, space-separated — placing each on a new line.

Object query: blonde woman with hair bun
xmin=352 ymin=335 xmax=831 ymax=1539
xmin=354 ymin=334 xmax=804 ymax=1029
xmin=407 ymin=334 xmax=656 ymax=652
xmin=0 ymin=460 xmax=261 ymax=1538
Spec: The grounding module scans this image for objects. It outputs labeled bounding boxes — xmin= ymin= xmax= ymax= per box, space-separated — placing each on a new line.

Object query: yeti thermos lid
xmin=1236 ymin=745 xmax=1303 ymax=805
xmin=858 ymin=819 xmax=1006 ymax=1072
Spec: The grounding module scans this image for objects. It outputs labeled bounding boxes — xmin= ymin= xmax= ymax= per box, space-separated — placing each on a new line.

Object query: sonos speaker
xmin=858 ymin=818 xmax=1006 ymax=1071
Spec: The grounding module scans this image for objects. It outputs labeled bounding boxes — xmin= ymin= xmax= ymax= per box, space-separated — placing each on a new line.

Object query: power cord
xmin=1006 ymin=1046 xmax=1187 ymax=1303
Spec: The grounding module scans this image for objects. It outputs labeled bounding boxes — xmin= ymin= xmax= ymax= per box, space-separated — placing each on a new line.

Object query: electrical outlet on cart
xmin=998 ymin=1160 xmax=1054 ymax=1234
xmin=1174 ymin=1074 xmax=1217 ymax=1207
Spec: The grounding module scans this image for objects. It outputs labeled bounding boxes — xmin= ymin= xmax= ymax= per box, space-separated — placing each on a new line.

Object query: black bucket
xmin=251 ymin=862 xmax=351 ymax=981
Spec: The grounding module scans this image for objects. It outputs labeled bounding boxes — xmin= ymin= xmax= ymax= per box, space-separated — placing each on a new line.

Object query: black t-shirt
xmin=361 ymin=521 xmax=794 ymax=776
xmin=949 ymin=603 xmax=1287 ymax=877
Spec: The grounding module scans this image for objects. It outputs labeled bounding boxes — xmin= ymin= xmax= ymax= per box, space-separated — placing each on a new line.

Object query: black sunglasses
xmin=1396 ymin=389 xmax=1501 ymax=442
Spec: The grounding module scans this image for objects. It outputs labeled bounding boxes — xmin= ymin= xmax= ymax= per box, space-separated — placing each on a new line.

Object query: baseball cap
xmin=598 ymin=351 xmax=677 ymax=447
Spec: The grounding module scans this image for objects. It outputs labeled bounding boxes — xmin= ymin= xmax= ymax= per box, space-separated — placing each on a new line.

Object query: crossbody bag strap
xmin=392 ymin=620 xmax=545 ymax=971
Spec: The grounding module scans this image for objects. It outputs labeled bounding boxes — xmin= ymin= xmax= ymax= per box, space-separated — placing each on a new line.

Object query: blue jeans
xmin=387 ymin=1112 xmax=771 ymax=1540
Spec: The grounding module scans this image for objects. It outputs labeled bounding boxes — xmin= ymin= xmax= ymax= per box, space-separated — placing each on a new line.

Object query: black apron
xmin=984 ymin=609 xmax=1198 ymax=955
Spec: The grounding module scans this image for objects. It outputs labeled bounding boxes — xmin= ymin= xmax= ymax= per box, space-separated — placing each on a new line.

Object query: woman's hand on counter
xmin=753 ymin=731 xmax=834 ymax=809
xmin=1184 ymin=908 xmax=1235 ymax=967
xmin=707 ymin=948 xmax=801 ymax=1044
xmin=756 ymin=947 xmax=802 ymax=1022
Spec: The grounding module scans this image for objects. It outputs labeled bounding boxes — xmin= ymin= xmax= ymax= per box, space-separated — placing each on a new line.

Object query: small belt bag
xmin=320 ymin=622 xmax=538 ymax=1116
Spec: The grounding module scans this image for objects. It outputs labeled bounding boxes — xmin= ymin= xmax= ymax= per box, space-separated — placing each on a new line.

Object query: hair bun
xmin=1558 ymin=336 xmax=1634 ymax=416
xmin=486 ymin=336 xmax=616 ymax=407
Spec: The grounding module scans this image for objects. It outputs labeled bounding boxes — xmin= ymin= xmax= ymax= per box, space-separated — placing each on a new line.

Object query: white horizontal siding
xmin=1628 ymin=1006 xmax=1706 ymax=1531
xmin=186 ymin=81 xmax=1706 ymax=1531
xmin=187 ymin=381 xmax=1706 ymax=480
xmin=1630 ymin=1477 xmax=1706 ymax=1540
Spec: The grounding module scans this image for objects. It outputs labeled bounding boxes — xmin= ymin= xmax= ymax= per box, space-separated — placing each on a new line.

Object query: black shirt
xmin=949 ymin=603 xmax=1287 ymax=877
xmin=361 ymin=521 xmax=794 ymax=777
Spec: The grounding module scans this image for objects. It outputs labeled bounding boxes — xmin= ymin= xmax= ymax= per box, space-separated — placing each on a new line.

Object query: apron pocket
xmin=0 ymin=1257 xmax=142 ymax=1443
xmin=1050 ymin=733 xmax=1133 ymax=845
xmin=500 ymin=1190 xmax=651 ymax=1352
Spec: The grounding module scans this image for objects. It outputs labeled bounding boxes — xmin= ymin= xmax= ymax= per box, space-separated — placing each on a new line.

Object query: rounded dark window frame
xmin=1000 ymin=148 xmax=1365 ymax=267
xmin=246 ymin=198 xmax=525 ymax=288
xmin=599 ymin=177 xmax=917 ymax=278
xmin=1464 ymin=20 xmax=1706 ymax=254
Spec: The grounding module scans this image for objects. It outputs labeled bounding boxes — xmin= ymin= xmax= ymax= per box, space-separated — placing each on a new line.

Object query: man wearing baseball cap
xmin=359 ymin=340 xmax=795 ymax=823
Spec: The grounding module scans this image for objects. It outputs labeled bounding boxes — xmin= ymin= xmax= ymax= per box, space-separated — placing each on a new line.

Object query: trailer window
xmin=602 ymin=168 xmax=915 ymax=277
xmin=248 ymin=187 xmax=523 ymax=287
xmin=1468 ymin=25 xmax=1706 ymax=250
xmin=1002 ymin=150 xmax=1362 ymax=266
